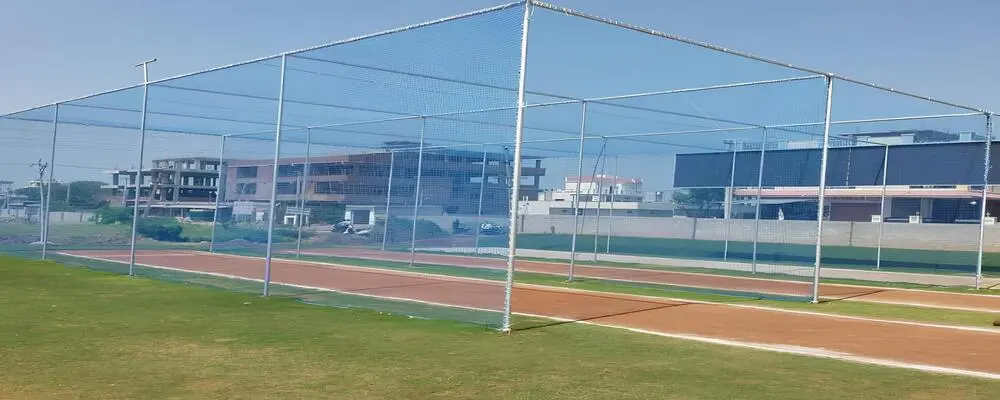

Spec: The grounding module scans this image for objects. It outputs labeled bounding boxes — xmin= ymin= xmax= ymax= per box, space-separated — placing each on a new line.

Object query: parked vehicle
xmin=479 ymin=222 xmax=507 ymax=236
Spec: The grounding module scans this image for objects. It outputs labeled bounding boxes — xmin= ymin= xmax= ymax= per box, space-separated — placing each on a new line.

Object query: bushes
xmin=137 ymin=218 xmax=185 ymax=242
xmin=94 ymin=207 xmax=134 ymax=225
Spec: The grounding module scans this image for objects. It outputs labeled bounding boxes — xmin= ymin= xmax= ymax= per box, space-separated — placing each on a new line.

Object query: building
xmin=519 ymin=175 xmax=674 ymax=217
xmin=674 ymin=129 xmax=1000 ymax=223
xmin=225 ymin=142 xmax=546 ymax=225
xmin=23 ymin=179 xmax=63 ymax=189
xmin=105 ymin=157 xmax=228 ymax=219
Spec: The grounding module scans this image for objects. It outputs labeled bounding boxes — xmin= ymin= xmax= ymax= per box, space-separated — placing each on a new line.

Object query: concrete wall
xmin=517 ymin=215 xmax=994 ymax=252
xmin=1 ymin=209 xmax=96 ymax=224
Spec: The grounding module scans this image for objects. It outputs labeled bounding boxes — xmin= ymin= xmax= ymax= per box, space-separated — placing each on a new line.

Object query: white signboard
xmin=233 ymin=201 xmax=255 ymax=215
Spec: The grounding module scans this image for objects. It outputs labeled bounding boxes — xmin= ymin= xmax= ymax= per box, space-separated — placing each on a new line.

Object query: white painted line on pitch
xmin=55 ymin=252 xmax=1000 ymax=379
xmin=61 ymin=250 xmax=1000 ymax=334
xmin=56 ymin=252 xmax=505 ymax=314
xmin=191 ymin=251 xmax=504 ymax=286
xmin=512 ymin=281 xmax=1000 ymax=334
xmin=425 ymin=247 xmax=1000 ymax=295
xmin=843 ymin=299 xmax=1000 ymax=314
xmin=290 ymin=250 xmax=1000 ymax=313
xmin=513 ymin=311 xmax=1000 ymax=381
xmin=196 ymin=251 xmax=1000 ymax=334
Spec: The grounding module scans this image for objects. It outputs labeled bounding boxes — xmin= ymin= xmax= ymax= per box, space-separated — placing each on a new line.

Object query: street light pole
xmin=128 ymin=58 xmax=156 ymax=277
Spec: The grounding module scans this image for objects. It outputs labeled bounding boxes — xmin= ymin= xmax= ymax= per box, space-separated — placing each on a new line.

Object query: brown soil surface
xmin=62 ymin=249 xmax=1000 ymax=376
xmin=299 ymin=248 xmax=1000 ymax=313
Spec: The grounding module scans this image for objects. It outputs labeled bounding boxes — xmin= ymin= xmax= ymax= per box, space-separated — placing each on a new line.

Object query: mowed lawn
xmin=1 ymin=257 xmax=998 ymax=400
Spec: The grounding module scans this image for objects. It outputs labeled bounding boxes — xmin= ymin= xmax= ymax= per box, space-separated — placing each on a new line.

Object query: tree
xmin=672 ymin=188 xmax=725 ymax=217
xmin=14 ymin=180 xmax=107 ymax=211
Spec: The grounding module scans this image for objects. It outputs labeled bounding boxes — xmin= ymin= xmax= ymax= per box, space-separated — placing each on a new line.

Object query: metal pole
xmin=569 ymin=101 xmax=588 ymax=281
xmin=381 ymin=150 xmax=395 ymax=251
xmin=409 ymin=117 xmax=427 ymax=267
xmin=723 ymin=141 xmax=737 ymax=262
xmin=751 ymin=128 xmax=767 ymax=274
xmin=474 ymin=144 xmax=489 ymax=255
xmin=875 ymin=144 xmax=889 ymax=270
xmin=592 ymin=139 xmax=608 ymax=261
xmin=976 ymin=113 xmax=992 ymax=289
xmin=263 ymin=54 xmax=288 ymax=297
xmin=811 ymin=76 xmax=835 ymax=304
xmin=295 ymin=128 xmax=311 ymax=258
xmin=128 ymin=58 xmax=155 ymax=277
xmin=501 ymin=1 xmax=531 ymax=333
xmin=209 ymin=135 xmax=227 ymax=252
xmin=42 ymin=104 xmax=59 ymax=260
xmin=606 ymin=156 xmax=617 ymax=253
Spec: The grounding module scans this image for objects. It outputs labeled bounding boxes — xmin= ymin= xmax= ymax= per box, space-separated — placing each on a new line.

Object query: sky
xmin=1 ymin=0 xmax=997 ymax=189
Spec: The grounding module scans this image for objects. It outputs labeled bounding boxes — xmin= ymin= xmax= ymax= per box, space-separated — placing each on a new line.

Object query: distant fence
xmin=1 ymin=209 xmax=95 ymax=224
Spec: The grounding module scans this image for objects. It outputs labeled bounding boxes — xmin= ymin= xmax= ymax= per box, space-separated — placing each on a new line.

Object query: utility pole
xmin=30 ymin=159 xmax=48 ymax=242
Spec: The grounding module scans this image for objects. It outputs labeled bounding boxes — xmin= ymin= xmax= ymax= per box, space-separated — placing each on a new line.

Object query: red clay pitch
xmin=60 ymin=249 xmax=1000 ymax=378
xmin=297 ymin=248 xmax=1000 ymax=313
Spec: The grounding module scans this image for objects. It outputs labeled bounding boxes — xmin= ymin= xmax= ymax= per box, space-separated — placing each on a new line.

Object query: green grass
xmin=479 ymin=234 xmax=999 ymax=276
xmin=2 ymin=256 xmax=999 ymax=399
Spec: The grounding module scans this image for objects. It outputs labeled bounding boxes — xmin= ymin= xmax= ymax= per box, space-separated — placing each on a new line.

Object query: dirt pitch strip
xmin=295 ymin=248 xmax=1000 ymax=313
xmin=59 ymin=249 xmax=1000 ymax=380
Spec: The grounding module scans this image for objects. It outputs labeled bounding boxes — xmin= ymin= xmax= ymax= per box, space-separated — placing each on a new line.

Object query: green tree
xmin=672 ymin=188 xmax=725 ymax=217
xmin=14 ymin=181 xmax=108 ymax=211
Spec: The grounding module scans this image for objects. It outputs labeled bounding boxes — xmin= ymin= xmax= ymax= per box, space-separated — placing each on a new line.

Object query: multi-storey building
xmin=675 ymin=129 xmax=1000 ymax=223
xmin=105 ymin=157 xmax=225 ymax=218
xmin=226 ymin=143 xmax=546 ymax=223
xmin=519 ymin=175 xmax=674 ymax=217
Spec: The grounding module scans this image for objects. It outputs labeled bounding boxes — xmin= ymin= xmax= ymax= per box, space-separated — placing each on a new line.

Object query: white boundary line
xmin=515 ymin=312 xmax=1000 ymax=381
xmin=54 ymin=251 xmax=1000 ymax=380
xmin=202 ymin=251 xmax=504 ymax=286
xmin=296 ymin=249 xmax=1000 ymax=313
xmin=196 ymin=251 xmax=1000 ymax=332
xmin=56 ymin=252 xmax=505 ymax=314
xmin=422 ymin=247 xmax=1000 ymax=296
xmin=66 ymin=250 xmax=999 ymax=334
xmin=294 ymin=250 xmax=805 ymax=298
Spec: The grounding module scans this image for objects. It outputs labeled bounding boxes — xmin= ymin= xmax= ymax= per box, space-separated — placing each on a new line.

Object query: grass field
xmin=2 ymin=256 xmax=999 ymax=399
xmin=480 ymin=234 xmax=997 ymax=275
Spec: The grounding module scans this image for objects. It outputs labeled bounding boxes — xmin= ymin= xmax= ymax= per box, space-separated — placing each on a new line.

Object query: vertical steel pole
xmin=811 ymin=76 xmax=835 ymax=303
xmin=592 ymin=139 xmax=607 ymax=261
xmin=209 ymin=135 xmax=227 ymax=252
xmin=409 ymin=118 xmax=427 ymax=267
xmin=723 ymin=142 xmax=737 ymax=262
xmin=875 ymin=144 xmax=889 ymax=270
xmin=751 ymin=128 xmax=767 ymax=274
xmin=568 ymin=101 xmax=588 ymax=281
xmin=594 ymin=138 xmax=608 ymax=262
xmin=976 ymin=113 xmax=992 ymax=289
xmin=381 ymin=150 xmax=395 ymax=251
xmin=474 ymin=144 xmax=489 ymax=255
xmin=41 ymin=104 xmax=59 ymax=260
xmin=263 ymin=54 xmax=288 ymax=297
xmin=295 ymin=128 xmax=312 ymax=258
xmin=128 ymin=59 xmax=155 ymax=277
xmin=501 ymin=1 xmax=532 ymax=333
xmin=606 ymin=156 xmax=617 ymax=253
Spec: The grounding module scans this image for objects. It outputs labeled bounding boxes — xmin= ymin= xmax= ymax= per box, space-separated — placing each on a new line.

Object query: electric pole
xmin=30 ymin=159 xmax=48 ymax=242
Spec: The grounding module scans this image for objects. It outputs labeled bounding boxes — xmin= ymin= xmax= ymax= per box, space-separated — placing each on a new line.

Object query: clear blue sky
xmin=2 ymin=0 xmax=996 ymax=113
xmin=0 ymin=0 xmax=997 ymax=188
